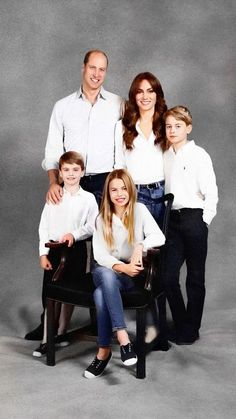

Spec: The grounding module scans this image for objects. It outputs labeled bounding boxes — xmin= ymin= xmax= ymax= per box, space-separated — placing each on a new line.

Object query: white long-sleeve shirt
xmin=39 ymin=187 xmax=98 ymax=256
xmin=92 ymin=202 xmax=166 ymax=270
xmin=114 ymin=120 xmax=164 ymax=184
xmin=164 ymin=140 xmax=218 ymax=225
xmin=42 ymin=87 xmax=123 ymax=174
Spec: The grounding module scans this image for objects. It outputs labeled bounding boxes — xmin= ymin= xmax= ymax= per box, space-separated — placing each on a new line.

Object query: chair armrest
xmin=45 ymin=240 xmax=69 ymax=249
xmin=45 ymin=241 xmax=69 ymax=282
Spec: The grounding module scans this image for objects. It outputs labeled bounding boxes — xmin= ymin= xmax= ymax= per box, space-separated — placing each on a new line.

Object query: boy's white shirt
xmin=92 ymin=202 xmax=166 ymax=270
xmin=39 ymin=186 xmax=98 ymax=256
xmin=164 ymin=140 xmax=218 ymax=225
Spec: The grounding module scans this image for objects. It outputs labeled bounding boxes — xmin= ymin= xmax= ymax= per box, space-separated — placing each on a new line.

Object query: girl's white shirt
xmin=92 ymin=202 xmax=166 ymax=270
xmin=114 ymin=120 xmax=164 ymax=184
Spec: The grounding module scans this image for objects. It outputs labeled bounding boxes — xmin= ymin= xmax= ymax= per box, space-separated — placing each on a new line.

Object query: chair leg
xmin=136 ymin=308 xmax=146 ymax=379
xmin=46 ymin=298 xmax=56 ymax=366
xmin=156 ymin=294 xmax=170 ymax=351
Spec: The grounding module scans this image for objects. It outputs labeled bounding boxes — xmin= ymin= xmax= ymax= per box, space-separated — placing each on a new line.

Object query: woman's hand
xmin=40 ymin=255 xmax=52 ymax=270
xmin=59 ymin=233 xmax=74 ymax=247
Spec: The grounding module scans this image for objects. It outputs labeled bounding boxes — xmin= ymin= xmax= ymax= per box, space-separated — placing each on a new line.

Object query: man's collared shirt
xmin=42 ymin=87 xmax=123 ymax=174
xmin=114 ymin=120 xmax=164 ymax=184
xmin=39 ymin=187 xmax=98 ymax=256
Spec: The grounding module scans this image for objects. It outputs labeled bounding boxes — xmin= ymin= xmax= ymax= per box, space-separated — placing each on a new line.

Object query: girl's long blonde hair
xmin=99 ymin=169 xmax=137 ymax=249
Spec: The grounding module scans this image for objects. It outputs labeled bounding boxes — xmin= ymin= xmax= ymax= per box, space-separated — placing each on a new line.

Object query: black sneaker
xmin=120 ymin=343 xmax=137 ymax=366
xmin=33 ymin=343 xmax=47 ymax=357
xmin=84 ymin=352 xmax=112 ymax=379
xmin=55 ymin=334 xmax=70 ymax=347
xmin=25 ymin=323 xmax=44 ymax=341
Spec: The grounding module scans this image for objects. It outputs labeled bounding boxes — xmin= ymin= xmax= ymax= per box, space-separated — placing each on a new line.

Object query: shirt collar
xmin=77 ymin=86 xmax=106 ymax=101
xmin=135 ymin=119 xmax=155 ymax=141
xmin=63 ymin=186 xmax=85 ymax=196
xmin=169 ymin=139 xmax=195 ymax=154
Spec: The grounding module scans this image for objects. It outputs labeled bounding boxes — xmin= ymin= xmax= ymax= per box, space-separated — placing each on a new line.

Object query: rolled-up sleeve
xmin=42 ymin=102 xmax=64 ymax=171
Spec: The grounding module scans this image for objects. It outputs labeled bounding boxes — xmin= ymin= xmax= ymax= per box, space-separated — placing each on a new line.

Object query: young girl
xmin=163 ymin=106 xmax=218 ymax=344
xmin=115 ymin=72 xmax=167 ymax=226
xmin=84 ymin=169 xmax=165 ymax=378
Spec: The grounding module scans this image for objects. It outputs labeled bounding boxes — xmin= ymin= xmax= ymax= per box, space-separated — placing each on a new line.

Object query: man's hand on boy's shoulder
xmin=46 ymin=183 xmax=63 ymax=205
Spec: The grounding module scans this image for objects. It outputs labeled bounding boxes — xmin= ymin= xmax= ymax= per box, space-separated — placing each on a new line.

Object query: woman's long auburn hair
xmin=99 ymin=169 xmax=137 ymax=249
xmin=122 ymin=72 xmax=167 ymax=151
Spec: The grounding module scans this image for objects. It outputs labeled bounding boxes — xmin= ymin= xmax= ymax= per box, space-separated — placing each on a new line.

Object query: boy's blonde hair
xmin=99 ymin=169 xmax=137 ymax=249
xmin=59 ymin=151 xmax=85 ymax=170
xmin=163 ymin=105 xmax=192 ymax=126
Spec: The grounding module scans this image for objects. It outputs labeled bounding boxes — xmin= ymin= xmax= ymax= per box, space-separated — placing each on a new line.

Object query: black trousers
xmin=163 ymin=209 xmax=208 ymax=336
xmin=80 ymin=172 xmax=109 ymax=207
xmin=42 ymin=240 xmax=87 ymax=309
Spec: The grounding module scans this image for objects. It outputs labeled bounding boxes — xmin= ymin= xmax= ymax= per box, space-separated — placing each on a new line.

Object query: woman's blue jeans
xmin=136 ymin=181 xmax=165 ymax=228
xmin=92 ymin=264 xmax=135 ymax=347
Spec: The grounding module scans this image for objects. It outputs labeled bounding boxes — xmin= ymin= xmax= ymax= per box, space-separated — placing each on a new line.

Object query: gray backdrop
xmin=1 ymin=0 xmax=235 ymax=337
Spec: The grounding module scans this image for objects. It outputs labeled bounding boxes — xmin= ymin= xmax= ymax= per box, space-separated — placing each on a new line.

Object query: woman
xmin=115 ymin=72 xmax=167 ymax=226
xmin=84 ymin=169 xmax=165 ymax=379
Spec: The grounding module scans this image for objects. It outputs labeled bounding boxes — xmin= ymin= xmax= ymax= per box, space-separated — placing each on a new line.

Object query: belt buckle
xmin=147 ymin=182 xmax=158 ymax=190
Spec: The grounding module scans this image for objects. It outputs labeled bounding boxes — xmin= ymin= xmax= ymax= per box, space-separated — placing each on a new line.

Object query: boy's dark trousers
xmin=163 ymin=208 xmax=208 ymax=339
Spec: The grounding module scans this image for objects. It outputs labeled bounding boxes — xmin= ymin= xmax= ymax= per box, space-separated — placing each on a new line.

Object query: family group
xmin=25 ymin=49 xmax=218 ymax=379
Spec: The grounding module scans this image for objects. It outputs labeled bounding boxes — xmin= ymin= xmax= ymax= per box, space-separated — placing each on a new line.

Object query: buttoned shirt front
xmin=114 ymin=120 xmax=164 ymax=184
xmin=39 ymin=187 xmax=98 ymax=256
xmin=164 ymin=140 xmax=218 ymax=225
xmin=42 ymin=87 xmax=123 ymax=174
xmin=92 ymin=202 xmax=165 ymax=270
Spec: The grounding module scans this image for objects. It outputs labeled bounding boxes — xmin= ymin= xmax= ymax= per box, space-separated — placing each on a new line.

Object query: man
xmin=43 ymin=49 xmax=123 ymax=205
xmin=25 ymin=49 xmax=123 ymax=340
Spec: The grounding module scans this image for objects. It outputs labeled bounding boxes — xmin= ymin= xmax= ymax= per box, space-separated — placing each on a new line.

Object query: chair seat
xmin=46 ymin=273 xmax=151 ymax=309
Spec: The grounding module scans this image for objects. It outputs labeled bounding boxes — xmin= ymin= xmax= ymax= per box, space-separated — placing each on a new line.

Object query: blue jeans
xmin=92 ymin=264 xmax=135 ymax=347
xmin=136 ymin=181 xmax=165 ymax=227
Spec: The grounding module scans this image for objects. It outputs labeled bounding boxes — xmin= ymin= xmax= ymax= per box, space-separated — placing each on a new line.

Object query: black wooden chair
xmin=45 ymin=193 xmax=174 ymax=379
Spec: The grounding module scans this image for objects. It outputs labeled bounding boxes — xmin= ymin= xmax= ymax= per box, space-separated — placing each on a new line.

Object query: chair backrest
xmin=161 ymin=193 xmax=174 ymax=237
xmin=144 ymin=193 xmax=174 ymax=295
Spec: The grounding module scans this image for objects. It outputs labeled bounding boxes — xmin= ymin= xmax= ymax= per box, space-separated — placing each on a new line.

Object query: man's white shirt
xmin=42 ymin=87 xmax=123 ymax=174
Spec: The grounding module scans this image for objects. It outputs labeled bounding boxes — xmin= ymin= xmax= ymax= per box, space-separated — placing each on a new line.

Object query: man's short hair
xmin=83 ymin=49 xmax=108 ymax=67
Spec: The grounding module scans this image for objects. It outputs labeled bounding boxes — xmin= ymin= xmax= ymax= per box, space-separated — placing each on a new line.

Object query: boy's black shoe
xmin=176 ymin=332 xmax=200 ymax=345
xmin=25 ymin=323 xmax=44 ymax=341
xmin=33 ymin=343 xmax=47 ymax=357
xmin=84 ymin=352 xmax=112 ymax=379
xmin=120 ymin=343 xmax=137 ymax=366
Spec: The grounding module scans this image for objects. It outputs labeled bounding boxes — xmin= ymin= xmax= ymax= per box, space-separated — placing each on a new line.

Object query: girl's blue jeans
xmin=92 ymin=264 xmax=135 ymax=347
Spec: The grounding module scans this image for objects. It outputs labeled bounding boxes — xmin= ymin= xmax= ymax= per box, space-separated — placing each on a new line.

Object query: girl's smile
xmin=109 ymin=178 xmax=129 ymax=216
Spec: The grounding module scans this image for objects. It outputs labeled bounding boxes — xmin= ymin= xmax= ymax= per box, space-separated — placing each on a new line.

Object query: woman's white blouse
xmin=114 ymin=120 xmax=164 ymax=184
xmin=92 ymin=202 xmax=166 ymax=270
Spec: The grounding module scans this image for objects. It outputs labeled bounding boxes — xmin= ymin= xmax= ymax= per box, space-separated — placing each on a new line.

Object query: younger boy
xmin=163 ymin=106 xmax=218 ymax=345
xmin=33 ymin=151 xmax=98 ymax=357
